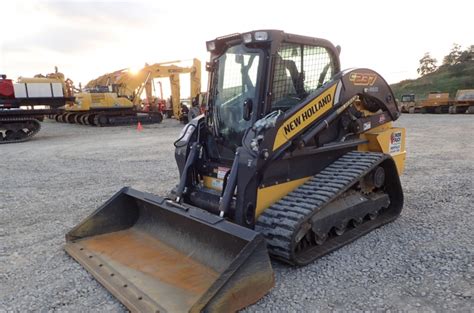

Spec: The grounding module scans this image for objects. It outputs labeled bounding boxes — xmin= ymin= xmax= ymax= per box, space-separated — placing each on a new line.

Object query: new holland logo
xmin=283 ymin=94 xmax=332 ymax=135
xmin=273 ymin=84 xmax=337 ymax=151
xmin=349 ymin=72 xmax=377 ymax=86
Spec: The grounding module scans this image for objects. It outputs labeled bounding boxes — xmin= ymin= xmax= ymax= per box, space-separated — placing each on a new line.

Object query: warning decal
xmin=389 ymin=131 xmax=402 ymax=153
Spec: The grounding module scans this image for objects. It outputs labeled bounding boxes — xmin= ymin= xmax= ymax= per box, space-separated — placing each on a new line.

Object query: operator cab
xmin=205 ymin=30 xmax=341 ymax=153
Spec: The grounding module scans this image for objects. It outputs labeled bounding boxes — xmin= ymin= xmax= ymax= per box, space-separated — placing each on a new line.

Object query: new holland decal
xmin=273 ymin=84 xmax=337 ymax=150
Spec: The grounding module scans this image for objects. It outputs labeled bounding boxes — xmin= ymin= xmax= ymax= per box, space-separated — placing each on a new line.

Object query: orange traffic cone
xmin=136 ymin=122 xmax=143 ymax=131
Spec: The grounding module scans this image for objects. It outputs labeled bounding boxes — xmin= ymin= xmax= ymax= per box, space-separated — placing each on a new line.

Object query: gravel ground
xmin=0 ymin=115 xmax=472 ymax=312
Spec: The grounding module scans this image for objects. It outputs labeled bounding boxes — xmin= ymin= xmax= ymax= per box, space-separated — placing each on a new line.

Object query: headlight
xmin=242 ymin=33 xmax=252 ymax=43
xmin=206 ymin=41 xmax=216 ymax=51
xmin=254 ymin=31 xmax=268 ymax=41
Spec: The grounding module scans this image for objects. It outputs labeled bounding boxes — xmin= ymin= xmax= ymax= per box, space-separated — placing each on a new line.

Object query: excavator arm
xmin=87 ymin=59 xmax=201 ymax=118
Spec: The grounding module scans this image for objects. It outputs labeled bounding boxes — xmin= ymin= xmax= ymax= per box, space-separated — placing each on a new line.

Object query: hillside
xmin=391 ymin=61 xmax=474 ymax=99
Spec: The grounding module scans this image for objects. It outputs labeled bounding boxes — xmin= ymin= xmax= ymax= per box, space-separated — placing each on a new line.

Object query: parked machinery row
xmin=53 ymin=59 xmax=201 ymax=126
xmin=399 ymin=90 xmax=474 ymax=114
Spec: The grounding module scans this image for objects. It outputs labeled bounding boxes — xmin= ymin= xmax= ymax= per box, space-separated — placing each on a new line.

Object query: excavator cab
xmin=66 ymin=30 xmax=405 ymax=312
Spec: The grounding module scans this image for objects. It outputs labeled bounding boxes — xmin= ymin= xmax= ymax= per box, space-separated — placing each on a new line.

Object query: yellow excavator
xmin=55 ymin=59 xmax=201 ymax=126
xmin=65 ymin=30 xmax=406 ymax=312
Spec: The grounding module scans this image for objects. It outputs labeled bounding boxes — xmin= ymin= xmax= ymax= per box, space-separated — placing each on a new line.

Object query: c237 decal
xmin=349 ymin=72 xmax=377 ymax=86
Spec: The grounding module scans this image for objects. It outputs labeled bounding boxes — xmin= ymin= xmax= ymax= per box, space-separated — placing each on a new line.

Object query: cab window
xmin=271 ymin=43 xmax=335 ymax=111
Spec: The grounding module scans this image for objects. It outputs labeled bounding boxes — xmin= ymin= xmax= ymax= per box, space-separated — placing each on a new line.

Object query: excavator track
xmin=256 ymin=151 xmax=402 ymax=265
xmin=95 ymin=113 xmax=163 ymax=126
xmin=0 ymin=117 xmax=41 ymax=144
xmin=54 ymin=112 xmax=163 ymax=126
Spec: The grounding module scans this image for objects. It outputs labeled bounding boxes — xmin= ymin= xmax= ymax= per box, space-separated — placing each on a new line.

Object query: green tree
xmin=417 ymin=52 xmax=438 ymax=76
xmin=443 ymin=43 xmax=463 ymax=65
xmin=457 ymin=45 xmax=473 ymax=63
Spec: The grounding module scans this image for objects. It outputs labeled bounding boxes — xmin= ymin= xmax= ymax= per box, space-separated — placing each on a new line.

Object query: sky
xmin=1 ymin=0 xmax=472 ymax=97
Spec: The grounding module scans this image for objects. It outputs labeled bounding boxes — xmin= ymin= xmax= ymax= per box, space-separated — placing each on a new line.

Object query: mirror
xmin=243 ymin=98 xmax=253 ymax=121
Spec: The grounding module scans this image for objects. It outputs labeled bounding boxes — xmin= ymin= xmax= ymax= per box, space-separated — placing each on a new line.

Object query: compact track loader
xmin=65 ymin=30 xmax=406 ymax=312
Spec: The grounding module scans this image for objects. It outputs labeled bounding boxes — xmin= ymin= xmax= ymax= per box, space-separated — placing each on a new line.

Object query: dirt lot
xmin=0 ymin=115 xmax=473 ymax=312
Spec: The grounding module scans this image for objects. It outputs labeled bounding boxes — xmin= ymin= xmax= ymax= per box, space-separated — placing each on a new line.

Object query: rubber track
xmin=0 ymin=117 xmax=41 ymax=144
xmin=255 ymin=151 xmax=388 ymax=265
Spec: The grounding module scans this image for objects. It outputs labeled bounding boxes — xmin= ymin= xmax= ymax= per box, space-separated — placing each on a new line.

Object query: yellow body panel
xmin=273 ymin=84 xmax=337 ymax=151
xmin=66 ymin=92 xmax=133 ymax=111
xmin=256 ymin=177 xmax=311 ymax=217
xmin=202 ymin=176 xmax=224 ymax=192
xmin=358 ymin=122 xmax=406 ymax=175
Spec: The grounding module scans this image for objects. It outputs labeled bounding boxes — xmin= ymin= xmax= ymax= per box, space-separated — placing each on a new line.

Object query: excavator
xmin=54 ymin=59 xmax=201 ymax=126
xmin=65 ymin=30 xmax=406 ymax=312
xmin=0 ymin=68 xmax=75 ymax=143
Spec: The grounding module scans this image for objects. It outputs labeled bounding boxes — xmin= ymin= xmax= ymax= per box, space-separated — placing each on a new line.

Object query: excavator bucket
xmin=65 ymin=187 xmax=274 ymax=313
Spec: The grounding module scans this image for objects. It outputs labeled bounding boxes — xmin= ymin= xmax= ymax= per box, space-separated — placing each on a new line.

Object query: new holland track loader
xmin=65 ymin=30 xmax=406 ymax=312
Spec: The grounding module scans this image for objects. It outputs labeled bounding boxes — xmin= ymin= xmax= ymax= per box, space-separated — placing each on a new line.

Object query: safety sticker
xmin=217 ymin=167 xmax=230 ymax=179
xmin=389 ymin=131 xmax=402 ymax=153
xmin=211 ymin=179 xmax=224 ymax=190
xmin=363 ymin=121 xmax=371 ymax=131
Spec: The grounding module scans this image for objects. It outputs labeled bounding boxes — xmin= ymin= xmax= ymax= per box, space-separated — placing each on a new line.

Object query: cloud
xmin=2 ymin=1 xmax=164 ymax=55
xmin=41 ymin=0 xmax=160 ymax=27
xmin=4 ymin=24 xmax=114 ymax=54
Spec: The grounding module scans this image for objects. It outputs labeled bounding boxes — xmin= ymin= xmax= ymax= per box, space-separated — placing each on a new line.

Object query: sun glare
xmin=128 ymin=66 xmax=141 ymax=75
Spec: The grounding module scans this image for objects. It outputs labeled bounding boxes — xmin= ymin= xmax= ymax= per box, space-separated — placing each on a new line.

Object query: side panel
xmin=67 ymin=93 xmax=134 ymax=111
xmin=25 ymin=83 xmax=53 ymax=98
xmin=358 ymin=124 xmax=406 ymax=175
xmin=13 ymin=84 xmax=27 ymax=98
xmin=51 ymin=83 xmax=64 ymax=97
xmin=255 ymin=177 xmax=310 ymax=216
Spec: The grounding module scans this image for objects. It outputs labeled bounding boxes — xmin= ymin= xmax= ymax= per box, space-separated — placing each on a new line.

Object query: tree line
xmin=417 ymin=44 xmax=473 ymax=76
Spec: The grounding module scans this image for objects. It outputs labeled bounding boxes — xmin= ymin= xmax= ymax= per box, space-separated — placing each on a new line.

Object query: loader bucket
xmin=65 ymin=187 xmax=274 ymax=313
